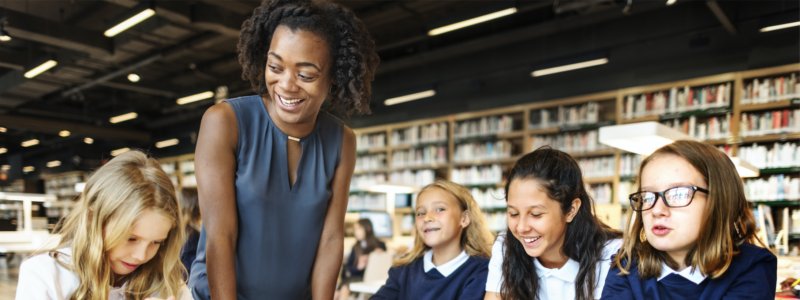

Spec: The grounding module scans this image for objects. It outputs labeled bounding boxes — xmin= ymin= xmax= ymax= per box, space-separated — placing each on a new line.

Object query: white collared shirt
xmin=657 ymin=263 xmax=707 ymax=284
xmin=15 ymin=248 xmax=193 ymax=300
xmin=423 ymin=249 xmax=469 ymax=277
xmin=486 ymin=233 xmax=623 ymax=299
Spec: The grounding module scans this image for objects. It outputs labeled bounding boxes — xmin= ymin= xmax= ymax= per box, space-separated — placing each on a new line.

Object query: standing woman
xmin=188 ymin=0 xmax=379 ymax=299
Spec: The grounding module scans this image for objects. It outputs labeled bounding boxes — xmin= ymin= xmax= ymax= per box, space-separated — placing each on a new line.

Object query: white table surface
xmin=348 ymin=280 xmax=386 ymax=294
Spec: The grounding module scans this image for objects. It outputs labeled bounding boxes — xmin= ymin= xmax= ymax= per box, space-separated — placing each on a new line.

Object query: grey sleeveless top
xmin=189 ymin=95 xmax=344 ymax=300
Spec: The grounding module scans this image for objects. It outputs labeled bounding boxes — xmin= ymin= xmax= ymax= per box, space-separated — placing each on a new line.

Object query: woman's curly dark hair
xmin=238 ymin=0 xmax=379 ymax=118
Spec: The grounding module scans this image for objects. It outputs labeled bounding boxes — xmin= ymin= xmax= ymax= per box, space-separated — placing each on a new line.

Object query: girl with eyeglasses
xmin=601 ymin=140 xmax=777 ymax=300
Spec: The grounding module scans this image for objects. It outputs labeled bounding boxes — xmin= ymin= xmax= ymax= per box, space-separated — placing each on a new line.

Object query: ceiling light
xmin=0 ymin=20 xmax=10 ymax=42
xmin=84 ymin=137 xmax=94 ymax=144
xmin=532 ymin=58 xmax=608 ymax=77
xmin=111 ymin=147 xmax=130 ymax=156
xmin=24 ymin=60 xmax=57 ymax=78
xmin=176 ymin=91 xmax=214 ymax=105
xmin=0 ymin=148 xmax=6 ymax=154
xmin=46 ymin=160 xmax=61 ymax=168
xmin=110 ymin=112 xmax=137 ymax=123
xmin=728 ymin=157 xmax=759 ymax=178
xmin=105 ymin=8 xmax=156 ymax=37
xmin=598 ymin=122 xmax=693 ymax=155
xmin=666 ymin=0 xmax=677 ymax=5
xmin=0 ymin=127 xmax=6 ymax=132
xmin=128 ymin=73 xmax=140 ymax=82
xmin=429 ymin=7 xmax=517 ymax=36
xmin=59 ymin=130 xmax=70 ymax=137
xmin=1 ymin=165 xmax=9 ymax=171
xmin=156 ymin=138 xmax=179 ymax=148
xmin=22 ymin=166 xmax=34 ymax=172
xmin=760 ymin=21 xmax=800 ymax=32
xmin=21 ymin=139 xmax=39 ymax=147
xmin=384 ymin=90 xmax=436 ymax=106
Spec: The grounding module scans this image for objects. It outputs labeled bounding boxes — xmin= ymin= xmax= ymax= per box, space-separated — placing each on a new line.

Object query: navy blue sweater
xmin=601 ymin=243 xmax=777 ymax=300
xmin=370 ymin=255 xmax=489 ymax=300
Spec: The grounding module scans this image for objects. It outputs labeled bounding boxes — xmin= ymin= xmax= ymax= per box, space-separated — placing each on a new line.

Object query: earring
xmin=329 ymin=85 xmax=336 ymax=94
xmin=639 ymin=227 xmax=647 ymax=243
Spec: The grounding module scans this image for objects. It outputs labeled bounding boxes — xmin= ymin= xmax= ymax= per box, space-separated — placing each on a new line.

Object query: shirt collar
xmin=533 ymin=257 xmax=580 ymax=283
xmin=423 ymin=249 xmax=469 ymax=277
xmin=658 ymin=263 xmax=707 ymax=284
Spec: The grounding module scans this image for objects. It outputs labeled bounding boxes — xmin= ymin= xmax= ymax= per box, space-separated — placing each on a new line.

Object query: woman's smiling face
xmin=264 ymin=25 xmax=333 ymax=125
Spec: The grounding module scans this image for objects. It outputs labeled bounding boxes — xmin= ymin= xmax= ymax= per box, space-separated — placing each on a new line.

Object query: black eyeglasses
xmin=629 ymin=186 xmax=708 ymax=212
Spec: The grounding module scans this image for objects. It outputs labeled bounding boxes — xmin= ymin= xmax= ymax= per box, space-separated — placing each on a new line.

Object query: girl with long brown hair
xmin=337 ymin=219 xmax=386 ymax=300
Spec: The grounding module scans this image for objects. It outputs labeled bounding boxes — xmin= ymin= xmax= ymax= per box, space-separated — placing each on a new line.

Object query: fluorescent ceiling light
xmin=532 ymin=58 xmax=608 ymax=77
xmin=599 ymin=122 xmax=694 ymax=155
xmin=0 ymin=148 xmax=6 ymax=154
xmin=0 ymin=127 xmax=6 ymax=132
xmin=429 ymin=7 xmax=517 ymax=36
xmin=84 ymin=137 xmax=94 ymax=144
xmin=128 ymin=73 xmax=140 ymax=82
xmin=156 ymin=138 xmax=179 ymax=148
xmin=367 ymin=183 xmax=420 ymax=194
xmin=104 ymin=8 xmax=155 ymax=37
xmin=760 ymin=21 xmax=800 ymax=32
xmin=22 ymin=166 xmax=34 ymax=172
xmin=59 ymin=130 xmax=70 ymax=137
xmin=21 ymin=139 xmax=39 ymax=147
xmin=385 ymin=90 xmax=436 ymax=106
xmin=24 ymin=60 xmax=57 ymax=78
xmin=177 ymin=91 xmax=214 ymax=105
xmin=46 ymin=160 xmax=61 ymax=168
xmin=666 ymin=0 xmax=676 ymax=5
xmin=110 ymin=112 xmax=137 ymax=123
xmin=728 ymin=157 xmax=759 ymax=178
xmin=0 ymin=34 xmax=9 ymax=42
xmin=1 ymin=165 xmax=9 ymax=171
xmin=111 ymin=147 xmax=130 ymax=156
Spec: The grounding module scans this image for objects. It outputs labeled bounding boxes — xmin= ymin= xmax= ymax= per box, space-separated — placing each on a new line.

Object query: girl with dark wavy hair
xmin=484 ymin=147 xmax=622 ymax=300
xmin=188 ymin=0 xmax=379 ymax=299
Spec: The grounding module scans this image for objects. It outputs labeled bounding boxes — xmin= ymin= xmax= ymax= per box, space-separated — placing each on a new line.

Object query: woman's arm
xmin=311 ymin=126 xmax=356 ymax=300
xmin=195 ymin=103 xmax=239 ymax=300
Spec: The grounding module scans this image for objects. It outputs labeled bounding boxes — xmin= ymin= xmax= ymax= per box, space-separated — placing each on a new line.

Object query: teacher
xmin=188 ymin=0 xmax=379 ymax=299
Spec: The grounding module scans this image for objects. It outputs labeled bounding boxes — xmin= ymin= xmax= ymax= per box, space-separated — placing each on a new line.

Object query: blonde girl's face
xmin=106 ymin=209 xmax=172 ymax=276
xmin=640 ymin=154 xmax=708 ymax=262
xmin=415 ymin=188 xmax=469 ymax=250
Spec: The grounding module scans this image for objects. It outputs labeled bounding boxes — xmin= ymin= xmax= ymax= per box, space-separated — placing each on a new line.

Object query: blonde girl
xmin=371 ymin=180 xmax=494 ymax=300
xmin=602 ymin=140 xmax=776 ymax=299
xmin=16 ymin=150 xmax=191 ymax=300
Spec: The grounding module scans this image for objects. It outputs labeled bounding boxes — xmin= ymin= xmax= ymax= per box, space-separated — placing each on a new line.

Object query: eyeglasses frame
xmin=628 ymin=186 xmax=709 ymax=212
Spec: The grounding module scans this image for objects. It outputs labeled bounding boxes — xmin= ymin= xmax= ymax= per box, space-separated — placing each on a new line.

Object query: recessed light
xmin=21 ymin=139 xmax=39 ymax=147
xmin=47 ymin=160 xmax=61 ymax=168
xmin=22 ymin=166 xmax=34 ymax=172
xmin=156 ymin=138 xmax=179 ymax=148
xmin=111 ymin=147 xmax=130 ymax=156
xmin=0 ymin=127 xmax=6 ymax=132
xmin=110 ymin=112 xmax=137 ymax=124
xmin=128 ymin=73 xmax=140 ymax=82
xmin=59 ymin=130 xmax=70 ymax=137
xmin=84 ymin=137 xmax=94 ymax=144
xmin=0 ymin=148 xmax=6 ymax=154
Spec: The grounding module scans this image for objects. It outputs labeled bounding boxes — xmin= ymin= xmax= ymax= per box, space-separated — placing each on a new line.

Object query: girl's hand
xmin=144 ymin=297 xmax=176 ymax=300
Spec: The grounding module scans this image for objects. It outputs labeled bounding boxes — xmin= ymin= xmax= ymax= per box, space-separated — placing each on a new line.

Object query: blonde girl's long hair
xmin=393 ymin=180 xmax=495 ymax=266
xmin=34 ymin=150 xmax=185 ymax=300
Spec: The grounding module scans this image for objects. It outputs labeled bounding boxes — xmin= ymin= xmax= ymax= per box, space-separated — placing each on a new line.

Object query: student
xmin=602 ymin=140 xmax=777 ymax=299
xmin=485 ymin=147 xmax=623 ymax=300
xmin=178 ymin=187 xmax=201 ymax=279
xmin=338 ymin=219 xmax=387 ymax=300
xmin=371 ymin=180 xmax=495 ymax=300
xmin=15 ymin=150 xmax=191 ymax=300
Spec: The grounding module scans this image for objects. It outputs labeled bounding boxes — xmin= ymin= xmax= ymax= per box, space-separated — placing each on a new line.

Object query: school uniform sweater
xmin=370 ymin=250 xmax=489 ymax=300
xmin=601 ymin=243 xmax=777 ymax=300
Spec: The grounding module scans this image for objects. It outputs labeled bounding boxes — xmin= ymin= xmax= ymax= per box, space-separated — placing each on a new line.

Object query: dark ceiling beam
xmin=0 ymin=70 xmax=27 ymax=95
xmin=705 ymin=1 xmax=737 ymax=36
xmin=0 ymin=115 xmax=150 ymax=141
xmin=199 ymin=0 xmax=256 ymax=16
xmin=98 ymin=82 xmax=176 ymax=98
xmin=2 ymin=9 xmax=113 ymax=58
xmin=61 ymin=54 xmax=163 ymax=97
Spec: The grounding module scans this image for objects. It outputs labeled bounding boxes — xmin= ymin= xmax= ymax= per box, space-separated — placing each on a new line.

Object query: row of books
xmin=739 ymin=109 xmax=800 ymax=137
xmin=350 ymin=173 xmax=387 ymax=191
xmin=623 ymin=83 xmax=732 ymax=119
xmin=392 ymin=122 xmax=449 ymax=146
xmin=744 ymin=175 xmax=800 ymax=201
xmin=587 ymin=183 xmax=613 ymax=204
xmin=578 ymin=156 xmax=615 ymax=179
xmin=741 ymin=73 xmax=799 ymax=104
xmin=471 ymin=187 xmax=507 ymax=209
xmin=451 ymin=164 xmax=503 ymax=185
xmin=619 ymin=154 xmax=643 ymax=177
xmin=454 ymin=115 xmax=515 ymax=139
xmin=529 ymin=102 xmax=601 ymax=129
xmin=453 ymin=140 xmax=513 ymax=162
xmin=355 ymin=153 xmax=386 ymax=172
xmin=180 ymin=160 xmax=195 ymax=174
xmin=389 ymin=169 xmax=437 ymax=188
xmin=391 ymin=146 xmax=448 ymax=168
xmin=530 ymin=130 xmax=609 ymax=153
xmin=618 ymin=180 xmax=637 ymax=206
xmin=483 ymin=211 xmax=508 ymax=232
xmin=738 ymin=142 xmax=799 ymax=169
xmin=356 ymin=132 xmax=386 ymax=150
xmin=347 ymin=193 xmax=386 ymax=211
xmin=661 ymin=114 xmax=731 ymax=141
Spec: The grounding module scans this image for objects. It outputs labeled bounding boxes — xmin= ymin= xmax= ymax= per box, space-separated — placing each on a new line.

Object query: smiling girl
xmin=16 ymin=150 xmax=190 ymax=300
xmin=601 ymin=140 xmax=777 ymax=299
xmin=484 ymin=147 xmax=622 ymax=300
xmin=370 ymin=181 xmax=494 ymax=300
